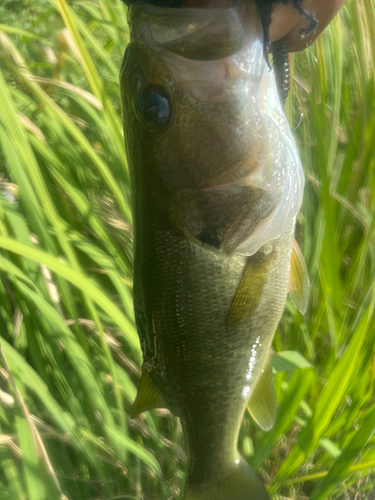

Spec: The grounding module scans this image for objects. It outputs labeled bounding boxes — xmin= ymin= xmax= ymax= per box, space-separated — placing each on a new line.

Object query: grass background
xmin=0 ymin=0 xmax=374 ymax=498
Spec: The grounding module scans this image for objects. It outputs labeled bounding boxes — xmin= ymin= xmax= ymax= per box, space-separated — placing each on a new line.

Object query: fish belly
xmin=134 ymin=212 xmax=294 ymax=482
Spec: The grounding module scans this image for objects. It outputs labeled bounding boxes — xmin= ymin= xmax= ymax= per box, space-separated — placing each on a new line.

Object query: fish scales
xmin=121 ymin=2 xmax=304 ymax=499
xmin=136 ymin=211 xmax=294 ymax=477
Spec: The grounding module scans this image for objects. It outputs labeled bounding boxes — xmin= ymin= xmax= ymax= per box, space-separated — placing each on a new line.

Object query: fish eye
xmin=135 ymin=85 xmax=172 ymax=130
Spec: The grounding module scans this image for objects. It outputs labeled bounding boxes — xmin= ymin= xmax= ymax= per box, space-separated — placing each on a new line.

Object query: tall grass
xmin=0 ymin=0 xmax=374 ymax=498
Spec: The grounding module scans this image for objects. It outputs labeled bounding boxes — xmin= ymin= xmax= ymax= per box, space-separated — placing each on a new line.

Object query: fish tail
xmin=184 ymin=458 xmax=270 ymax=500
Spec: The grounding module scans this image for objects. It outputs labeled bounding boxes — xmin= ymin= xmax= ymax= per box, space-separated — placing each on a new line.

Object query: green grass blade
xmin=0 ymin=235 xmax=139 ymax=353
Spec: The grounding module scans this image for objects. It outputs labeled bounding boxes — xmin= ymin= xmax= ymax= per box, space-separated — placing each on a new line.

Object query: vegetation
xmin=0 ymin=0 xmax=374 ymax=498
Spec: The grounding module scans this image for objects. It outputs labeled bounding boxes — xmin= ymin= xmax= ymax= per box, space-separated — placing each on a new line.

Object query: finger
xmin=270 ymin=0 xmax=346 ymax=52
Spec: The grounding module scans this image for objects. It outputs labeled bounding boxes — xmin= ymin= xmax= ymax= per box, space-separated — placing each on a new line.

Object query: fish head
xmin=120 ymin=3 xmax=269 ymax=192
xmin=120 ymin=3 xmax=304 ymax=256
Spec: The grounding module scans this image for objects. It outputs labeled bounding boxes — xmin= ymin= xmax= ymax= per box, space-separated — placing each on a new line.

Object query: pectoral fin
xmin=130 ymin=368 xmax=166 ymax=418
xmin=288 ymin=240 xmax=310 ymax=314
xmin=247 ymin=358 xmax=277 ymax=431
xmin=228 ymin=250 xmax=274 ymax=325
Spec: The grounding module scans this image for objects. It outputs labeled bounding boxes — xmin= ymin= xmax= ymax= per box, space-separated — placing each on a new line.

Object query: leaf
xmin=0 ymin=236 xmax=139 ymax=354
xmin=272 ymin=351 xmax=313 ymax=373
xmin=105 ymin=426 xmax=162 ymax=477
xmin=310 ymin=405 xmax=375 ymax=500
xmin=254 ymin=367 xmax=315 ymax=470
xmin=272 ymin=299 xmax=375 ymax=491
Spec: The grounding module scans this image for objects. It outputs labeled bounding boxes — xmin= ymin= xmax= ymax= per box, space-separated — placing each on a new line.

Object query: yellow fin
xmin=228 ymin=251 xmax=274 ymax=325
xmin=247 ymin=357 xmax=277 ymax=431
xmin=184 ymin=458 xmax=270 ymax=499
xmin=130 ymin=368 xmax=165 ymax=418
xmin=288 ymin=240 xmax=310 ymax=314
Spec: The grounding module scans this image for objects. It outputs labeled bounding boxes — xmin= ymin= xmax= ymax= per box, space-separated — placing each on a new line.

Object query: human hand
xmin=270 ymin=0 xmax=346 ymax=52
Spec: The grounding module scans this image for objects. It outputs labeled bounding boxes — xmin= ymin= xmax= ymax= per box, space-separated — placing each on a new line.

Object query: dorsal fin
xmin=288 ymin=240 xmax=310 ymax=314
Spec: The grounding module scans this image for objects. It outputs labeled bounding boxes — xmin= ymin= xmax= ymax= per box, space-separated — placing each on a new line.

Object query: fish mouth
xmin=127 ymin=2 xmax=261 ymax=61
xmin=124 ymin=2 xmax=265 ymax=101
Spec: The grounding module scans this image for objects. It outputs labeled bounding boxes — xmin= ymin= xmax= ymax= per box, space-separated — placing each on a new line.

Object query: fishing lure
xmin=255 ymin=0 xmax=318 ymax=58
xmin=272 ymin=41 xmax=290 ymax=105
xmin=272 ymin=40 xmax=304 ymax=129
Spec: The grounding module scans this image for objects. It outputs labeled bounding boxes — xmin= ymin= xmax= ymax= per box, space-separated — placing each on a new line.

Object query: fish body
xmin=120 ymin=3 xmax=304 ymax=499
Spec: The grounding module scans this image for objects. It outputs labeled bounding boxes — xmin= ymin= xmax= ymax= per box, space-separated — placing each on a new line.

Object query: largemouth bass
xmin=120 ymin=2 xmax=306 ymax=498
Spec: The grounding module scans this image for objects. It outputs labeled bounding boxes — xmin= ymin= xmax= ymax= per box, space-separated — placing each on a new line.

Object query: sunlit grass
xmin=0 ymin=0 xmax=374 ymax=498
